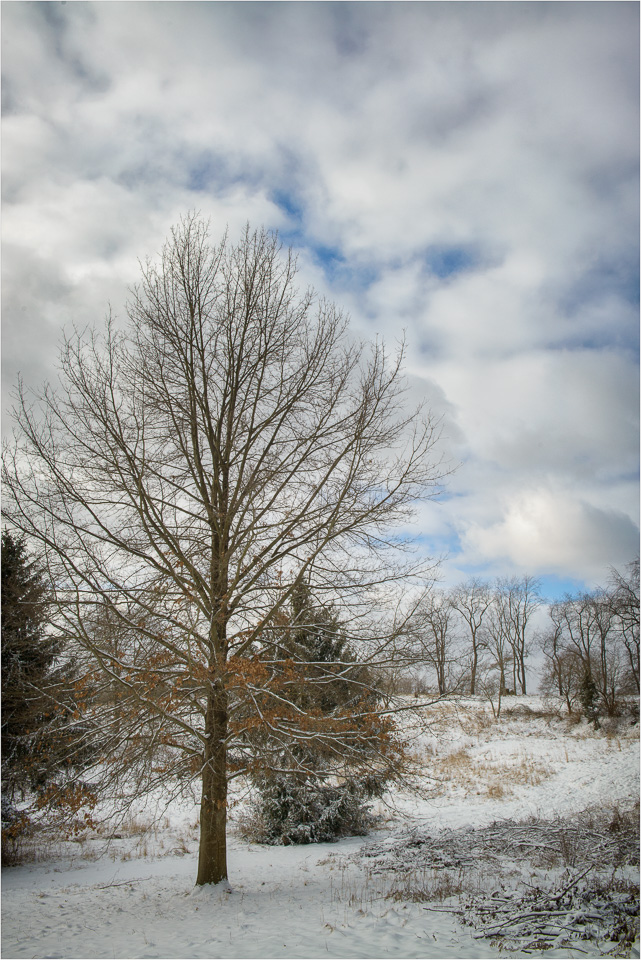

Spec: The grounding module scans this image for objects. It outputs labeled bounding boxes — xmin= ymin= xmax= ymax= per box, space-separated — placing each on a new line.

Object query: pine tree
xmin=285 ymin=581 xmax=368 ymax=713
xmin=241 ymin=581 xmax=389 ymax=845
xmin=579 ymin=669 xmax=601 ymax=728
xmin=1 ymin=531 xmax=75 ymax=800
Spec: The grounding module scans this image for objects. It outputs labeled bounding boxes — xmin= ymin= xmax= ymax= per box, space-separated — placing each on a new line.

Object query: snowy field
xmin=2 ymin=696 xmax=639 ymax=960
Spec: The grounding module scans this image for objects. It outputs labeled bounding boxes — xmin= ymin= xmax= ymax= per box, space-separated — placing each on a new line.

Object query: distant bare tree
xmin=538 ymin=616 xmax=582 ymax=714
xmin=449 ymin=578 xmax=491 ymax=695
xmin=549 ymin=591 xmax=622 ymax=718
xmin=609 ymin=559 xmax=639 ymax=693
xmin=496 ymin=576 xmax=541 ymax=695
xmin=590 ymin=590 xmax=620 ymax=716
xmin=3 ymin=216 xmax=447 ymax=885
xmin=409 ymin=590 xmax=462 ymax=695
xmin=484 ymin=588 xmax=514 ymax=703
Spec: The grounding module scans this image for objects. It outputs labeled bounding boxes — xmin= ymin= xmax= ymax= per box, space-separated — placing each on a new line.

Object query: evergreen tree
xmin=1 ymin=531 xmax=75 ymax=799
xmin=285 ymin=581 xmax=368 ymax=713
xmin=290 ymin=581 xmax=344 ymax=661
xmin=579 ymin=669 xmax=601 ymax=728
xmin=240 ymin=581 xmax=391 ymax=845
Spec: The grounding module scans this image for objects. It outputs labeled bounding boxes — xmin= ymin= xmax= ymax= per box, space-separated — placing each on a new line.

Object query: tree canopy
xmin=2 ymin=216 xmax=446 ymax=884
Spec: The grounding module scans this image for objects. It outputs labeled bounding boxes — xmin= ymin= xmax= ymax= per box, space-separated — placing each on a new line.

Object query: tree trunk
xmin=196 ymin=682 xmax=228 ymax=885
xmin=470 ymin=646 xmax=478 ymax=695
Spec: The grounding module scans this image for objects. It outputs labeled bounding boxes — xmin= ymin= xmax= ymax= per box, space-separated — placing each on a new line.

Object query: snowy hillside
xmin=2 ymin=696 xmax=639 ymax=959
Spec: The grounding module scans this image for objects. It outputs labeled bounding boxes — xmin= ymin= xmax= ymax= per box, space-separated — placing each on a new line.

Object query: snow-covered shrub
xmin=1 ymin=796 xmax=30 ymax=865
xmin=241 ymin=774 xmax=383 ymax=845
xmin=579 ymin=670 xmax=601 ymax=727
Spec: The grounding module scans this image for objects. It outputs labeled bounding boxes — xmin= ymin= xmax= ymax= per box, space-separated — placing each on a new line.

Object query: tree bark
xmin=196 ymin=680 xmax=229 ymax=885
xmin=470 ymin=647 xmax=478 ymax=696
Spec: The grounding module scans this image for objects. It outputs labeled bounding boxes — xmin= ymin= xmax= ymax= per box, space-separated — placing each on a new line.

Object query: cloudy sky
xmin=2 ymin=1 xmax=638 ymax=598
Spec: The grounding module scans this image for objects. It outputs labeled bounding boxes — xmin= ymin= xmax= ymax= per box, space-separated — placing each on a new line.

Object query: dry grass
xmin=89 ymin=812 xmax=198 ymax=861
xmin=112 ymin=815 xmax=158 ymax=837
xmin=1 ymin=832 xmax=59 ymax=866
xmin=501 ymin=702 xmax=562 ymax=722
xmin=387 ymin=867 xmax=469 ymax=903
xmin=407 ymin=695 xmax=639 ymax=804
xmin=423 ymin=745 xmax=551 ymax=799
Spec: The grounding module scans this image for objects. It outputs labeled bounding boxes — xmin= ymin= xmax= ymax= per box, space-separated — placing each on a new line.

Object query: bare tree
xmin=538 ymin=616 xmax=582 ymax=714
xmin=590 ymin=590 xmax=620 ymax=716
xmin=609 ymin=559 xmax=639 ymax=693
xmin=550 ymin=591 xmax=622 ymax=718
xmin=449 ymin=578 xmax=491 ymax=695
xmin=409 ymin=590 xmax=462 ymax=695
xmin=2 ymin=216 xmax=447 ymax=885
xmin=495 ymin=576 xmax=541 ymax=695
xmin=484 ymin=588 xmax=513 ymax=704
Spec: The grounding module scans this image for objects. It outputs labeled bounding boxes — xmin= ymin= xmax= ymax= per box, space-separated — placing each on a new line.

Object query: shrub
xmin=579 ymin=671 xmax=601 ymax=727
xmin=241 ymin=774 xmax=383 ymax=845
xmin=1 ymin=796 xmax=32 ymax=865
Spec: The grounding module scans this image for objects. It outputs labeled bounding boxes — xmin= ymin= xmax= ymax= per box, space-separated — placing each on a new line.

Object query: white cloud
xmin=1 ymin=1 xmax=637 ymax=590
xmin=431 ymin=349 xmax=638 ymax=480
xmin=461 ymin=484 xmax=639 ymax=583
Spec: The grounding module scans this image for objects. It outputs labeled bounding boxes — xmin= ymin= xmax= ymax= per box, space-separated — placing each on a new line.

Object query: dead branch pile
xmin=358 ymin=806 xmax=639 ymax=877
xmin=351 ymin=807 xmax=639 ymax=953
xmin=449 ymin=867 xmax=639 ymax=954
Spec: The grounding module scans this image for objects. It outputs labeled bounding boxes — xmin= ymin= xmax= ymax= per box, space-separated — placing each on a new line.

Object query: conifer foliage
xmin=241 ymin=582 xmax=389 ymax=845
xmin=1 ymin=531 xmax=87 ymax=857
xmin=283 ymin=581 xmax=371 ymax=714
xmin=245 ymin=774 xmax=378 ymax=846
xmin=1 ymin=530 xmax=64 ymax=796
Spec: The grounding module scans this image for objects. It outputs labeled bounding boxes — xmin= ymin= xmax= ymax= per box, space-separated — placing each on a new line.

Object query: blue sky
xmin=2 ymin=1 xmax=638 ymax=597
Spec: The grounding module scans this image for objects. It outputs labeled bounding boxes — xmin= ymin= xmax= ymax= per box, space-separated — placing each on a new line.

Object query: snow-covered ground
xmin=2 ymin=697 xmax=639 ymax=959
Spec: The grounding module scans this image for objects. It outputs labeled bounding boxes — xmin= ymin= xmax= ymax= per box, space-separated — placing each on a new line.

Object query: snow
xmin=2 ymin=697 xmax=639 ymax=959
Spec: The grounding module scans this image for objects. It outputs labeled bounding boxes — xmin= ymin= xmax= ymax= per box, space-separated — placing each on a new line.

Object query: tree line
xmin=539 ymin=560 xmax=639 ymax=721
xmin=396 ymin=574 xmax=542 ymax=703
xmin=396 ymin=563 xmax=639 ymax=722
